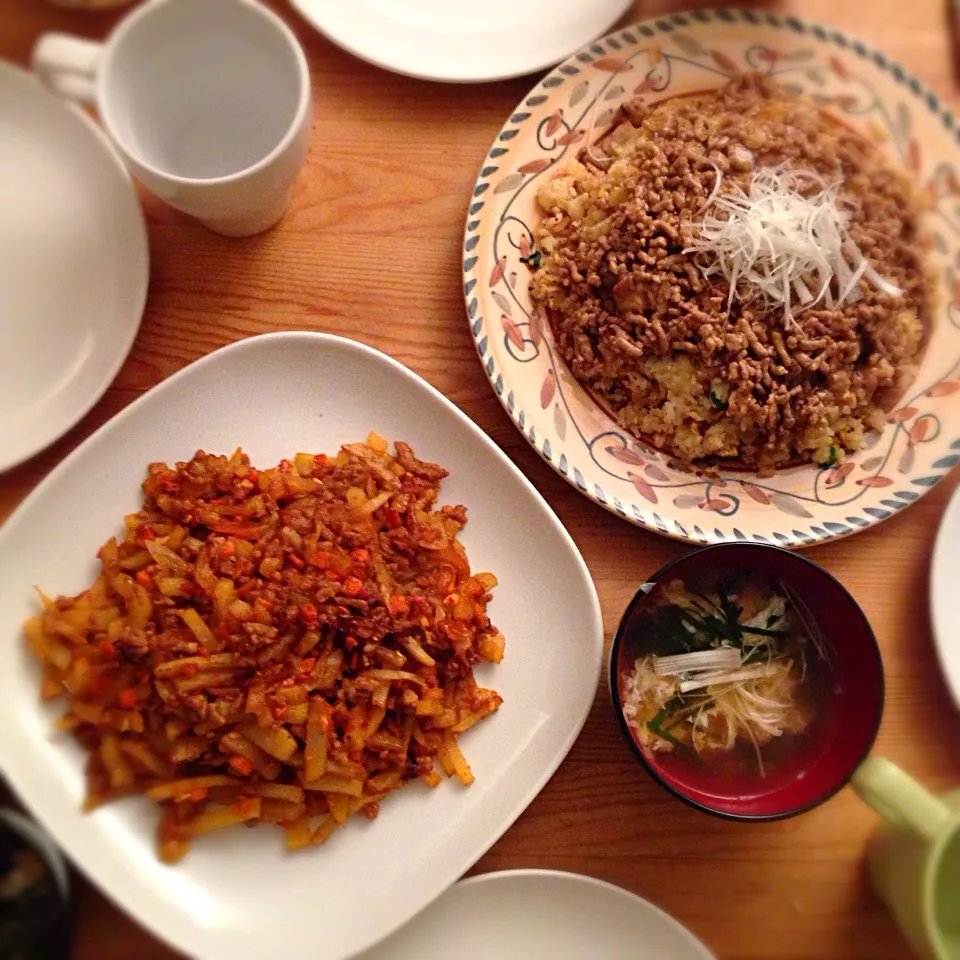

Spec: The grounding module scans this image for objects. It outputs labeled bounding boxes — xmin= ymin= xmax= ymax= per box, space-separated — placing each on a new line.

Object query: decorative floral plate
xmin=463 ymin=9 xmax=960 ymax=547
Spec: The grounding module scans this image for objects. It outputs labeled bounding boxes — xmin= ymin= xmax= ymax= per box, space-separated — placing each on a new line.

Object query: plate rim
xmin=377 ymin=867 xmax=716 ymax=959
xmin=930 ymin=481 xmax=960 ymax=711
xmin=0 ymin=330 xmax=605 ymax=960
xmin=286 ymin=0 xmax=632 ymax=84
xmin=462 ymin=7 xmax=960 ymax=548
xmin=0 ymin=60 xmax=149 ymax=473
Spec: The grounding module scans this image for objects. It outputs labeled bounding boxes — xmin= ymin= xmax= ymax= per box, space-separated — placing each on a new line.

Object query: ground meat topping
xmin=530 ymin=73 xmax=930 ymax=473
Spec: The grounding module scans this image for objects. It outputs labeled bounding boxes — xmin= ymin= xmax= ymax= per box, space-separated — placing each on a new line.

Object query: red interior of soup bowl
xmin=610 ymin=543 xmax=884 ymax=820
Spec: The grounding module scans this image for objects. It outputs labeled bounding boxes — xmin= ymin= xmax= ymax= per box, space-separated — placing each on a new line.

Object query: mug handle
xmin=32 ymin=33 xmax=104 ymax=105
xmin=851 ymin=756 xmax=951 ymax=843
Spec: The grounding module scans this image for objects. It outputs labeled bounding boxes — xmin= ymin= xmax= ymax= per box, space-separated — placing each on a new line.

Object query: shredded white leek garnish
xmin=653 ymin=648 xmax=740 ymax=676
xmin=686 ymin=164 xmax=903 ymax=327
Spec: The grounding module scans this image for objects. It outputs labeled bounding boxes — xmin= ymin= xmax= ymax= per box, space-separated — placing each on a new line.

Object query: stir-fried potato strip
xmin=27 ymin=436 xmax=504 ymax=861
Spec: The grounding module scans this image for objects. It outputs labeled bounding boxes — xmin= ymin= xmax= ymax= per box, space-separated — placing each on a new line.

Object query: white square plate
xmin=0 ymin=332 xmax=603 ymax=960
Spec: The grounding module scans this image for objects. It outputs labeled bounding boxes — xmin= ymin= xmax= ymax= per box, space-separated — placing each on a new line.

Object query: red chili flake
xmin=180 ymin=663 xmax=199 ymax=679
xmin=384 ymin=509 xmax=402 ymax=528
xmin=351 ymin=548 xmax=370 ymax=565
xmin=323 ymin=568 xmax=342 ymax=582
xmin=135 ymin=569 xmax=153 ymax=589
xmin=288 ymin=554 xmax=305 ymax=570
xmin=118 ymin=688 xmax=137 ymax=709
xmin=278 ymin=459 xmax=293 ymax=473
xmin=219 ymin=541 xmax=236 ymax=559
xmin=299 ymin=657 xmax=317 ymax=675
xmin=300 ymin=602 xmax=318 ymax=623
xmin=344 ymin=636 xmax=358 ymax=651
xmin=248 ymin=468 xmax=259 ymax=483
xmin=314 ymin=453 xmax=328 ymax=467
xmin=136 ymin=526 xmax=156 ymax=546
xmin=136 ymin=668 xmax=151 ymax=684
xmin=389 ymin=595 xmax=410 ymax=616
xmin=98 ymin=640 xmax=117 ymax=662
xmin=308 ymin=550 xmax=331 ymax=568
xmin=256 ymin=598 xmax=275 ymax=612
xmin=342 ymin=576 xmax=363 ymax=597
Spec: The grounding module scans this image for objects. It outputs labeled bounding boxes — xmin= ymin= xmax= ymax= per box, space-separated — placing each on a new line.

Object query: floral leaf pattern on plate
xmin=518 ymin=158 xmax=551 ymax=175
xmin=899 ymin=445 xmax=916 ymax=474
xmin=910 ymin=419 xmax=932 ymax=444
xmin=593 ymin=57 xmax=631 ymax=73
xmin=527 ymin=309 xmax=544 ymax=347
xmin=628 ymin=472 xmax=658 ymax=504
xmin=554 ymin=404 xmax=567 ymax=441
xmin=607 ymin=445 xmax=644 ymax=466
xmin=488 ymin=256 xmax=506 ymax=287
xmin=540 ymin=370 xmax=556 ymax=409
xmin=740 ymin=482 xmax=771 ymax=505
xmin=771 ymin=494 xmax=813 ymax=519
xmin=857 ymin=476 xmax=894 ymax=488
xmin=502 ymin=316 xmax=525 ymax=352
xmin=494 ymin=174 xmax=524 ymax=195
xmin=568 ymin=80 xmax=590 ymax=107
xmin=672 ymin=34 xmax=707 ymax=58
xmin=710 ymin=50 xmax=739 ymax=75
xmin=823 ymin=462 xmax=856 ymax=487
xmin=891 ymin=406 xmax=919 ymax=422
xmin=491 ymin=290 xmax=512 ymax=317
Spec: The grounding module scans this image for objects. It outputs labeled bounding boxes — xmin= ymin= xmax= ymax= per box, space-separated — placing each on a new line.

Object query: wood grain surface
xmin=3 ymin=2 xmax=960 ymax=958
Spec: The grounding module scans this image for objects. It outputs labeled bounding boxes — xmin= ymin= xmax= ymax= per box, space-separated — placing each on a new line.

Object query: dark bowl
xmin=0 ymin=807 xmax=71 ymax=958
xmin=609 ymin=543 xmax=884 ymax=821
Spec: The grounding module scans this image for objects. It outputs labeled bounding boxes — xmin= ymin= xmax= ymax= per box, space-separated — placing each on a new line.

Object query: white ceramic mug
xmin=33 ymin=0 xmax=313 ymax=237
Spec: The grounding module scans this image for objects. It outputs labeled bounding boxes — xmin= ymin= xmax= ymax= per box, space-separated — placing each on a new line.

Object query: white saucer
xmin=930 ymin=481 xmax=960 ymax=710
xmin=0 ymin=61 xmax=148 ymax=472
xmin=289 ymin=0 xmax=633 ymax=83
xmin=357 ymin=869 xmax=716 ymax=959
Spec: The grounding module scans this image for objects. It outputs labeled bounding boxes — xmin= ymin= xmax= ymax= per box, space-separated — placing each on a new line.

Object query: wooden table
xmin=4 ymin=1 xmax=960 ymax=957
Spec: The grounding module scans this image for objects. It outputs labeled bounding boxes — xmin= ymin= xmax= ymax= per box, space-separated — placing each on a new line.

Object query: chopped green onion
xmin=819 ymin=446 xmax=838 ymax=469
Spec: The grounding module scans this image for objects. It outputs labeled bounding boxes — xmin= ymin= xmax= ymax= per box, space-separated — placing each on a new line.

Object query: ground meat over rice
xmin=529 ymin=73 xmax=930 ymax=473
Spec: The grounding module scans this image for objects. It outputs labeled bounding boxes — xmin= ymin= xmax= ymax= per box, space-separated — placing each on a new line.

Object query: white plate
xmin=930 ymin=483 xmax=960 ymax=710
xmin=289 ymin=0 xmax=632 ymax=83
xmin=0 ymin=332 xmax=603 ymax=960
xmin=357 ymin=869 xmax=716 ymax=960
xmin=0 ymin=62 xmax=149 ymax=473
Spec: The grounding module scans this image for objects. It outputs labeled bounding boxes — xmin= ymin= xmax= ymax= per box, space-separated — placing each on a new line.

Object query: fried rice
xmin=529 ymin=73 xmax=931 ymax=473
